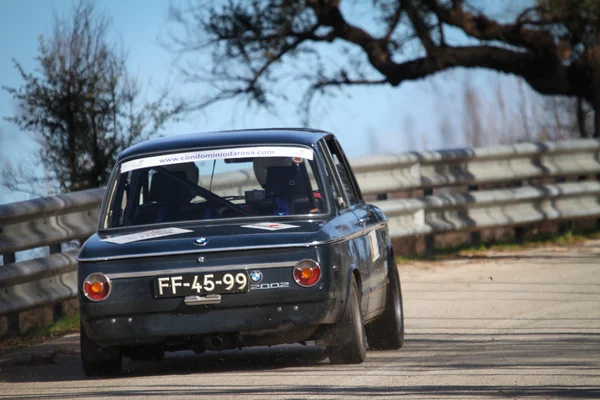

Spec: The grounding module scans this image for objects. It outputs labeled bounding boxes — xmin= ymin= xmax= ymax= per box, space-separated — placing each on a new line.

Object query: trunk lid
xmin=78 ymin=219 xmax=329 ymax=261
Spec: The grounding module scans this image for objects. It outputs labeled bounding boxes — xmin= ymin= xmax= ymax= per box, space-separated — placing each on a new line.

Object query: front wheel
xmin=327 ymin=277 xmax=367 ymax=364
xmin=366 ymin=262 xmax=405 ymax=350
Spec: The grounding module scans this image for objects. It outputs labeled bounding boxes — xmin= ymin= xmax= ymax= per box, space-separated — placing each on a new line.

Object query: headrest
xmin=149 ymin=171 xmax=193 ymax=203
xmin=264 ymin=165 xmax=309 ymax=197
xmin=148 ymin=162 xmax=199 ymax=203
xmin=168 ymin=162 xmax=198 ymax=182
xmin=253 ymin=157 xmax=293 ymax=187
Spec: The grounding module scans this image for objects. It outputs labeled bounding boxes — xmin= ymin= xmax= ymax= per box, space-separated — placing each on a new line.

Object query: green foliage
xmin=536 ymin=0 xmax=600 ymax=54
xmin=538 ymin=0 xmax=600 ymax=20
xmin=45 ymin=312 xmax=81 ymax=335
xmin=2 ymin=0 xmax=183 ymax=193
xmin=0 ymin=312 xmax=80 ymax=354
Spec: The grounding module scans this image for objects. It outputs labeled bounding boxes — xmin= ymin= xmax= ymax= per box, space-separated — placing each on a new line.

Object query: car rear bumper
xmin=82 ymin=299 xmax=339 ymax=346
xmin=78 ymin=245 xmax=353 ymax=347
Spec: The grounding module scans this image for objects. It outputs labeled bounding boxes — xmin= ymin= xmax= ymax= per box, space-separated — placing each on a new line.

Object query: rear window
xmin=101 ymin=146 xmax=326 ymax=228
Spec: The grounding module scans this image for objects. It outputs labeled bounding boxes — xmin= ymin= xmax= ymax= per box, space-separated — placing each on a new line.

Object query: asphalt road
xmin=1 ymin=241 xmax=599 ymax=399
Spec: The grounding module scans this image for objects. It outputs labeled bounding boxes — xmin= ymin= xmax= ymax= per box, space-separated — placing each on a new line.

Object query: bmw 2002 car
xmin=77 ymin=128 xmax=404 ymax=376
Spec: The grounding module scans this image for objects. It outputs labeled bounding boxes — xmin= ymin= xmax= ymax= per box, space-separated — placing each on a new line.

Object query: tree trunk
xmin=90 ymin=110 xmax=99 ymax=189
xmin=67 ymin=119 xmax=77 ymax=192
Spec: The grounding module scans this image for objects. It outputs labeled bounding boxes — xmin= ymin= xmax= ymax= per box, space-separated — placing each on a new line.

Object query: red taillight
xmin=293 ymin=260 xmax=321 ymax=287
xmin=83 ymin=273 xmax=111 ymax=302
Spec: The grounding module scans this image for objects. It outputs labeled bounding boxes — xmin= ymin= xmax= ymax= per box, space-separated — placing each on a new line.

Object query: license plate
xmin=154 ymin=271 xmax=249 ymax=298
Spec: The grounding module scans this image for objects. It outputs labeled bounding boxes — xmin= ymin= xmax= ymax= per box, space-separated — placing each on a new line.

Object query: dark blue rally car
xmin=77 ymin=128 xmax=404 ymax=376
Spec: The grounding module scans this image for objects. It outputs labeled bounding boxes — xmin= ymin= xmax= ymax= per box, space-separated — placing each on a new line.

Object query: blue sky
xmin=0 ymin=0 xmax=542 ymax=203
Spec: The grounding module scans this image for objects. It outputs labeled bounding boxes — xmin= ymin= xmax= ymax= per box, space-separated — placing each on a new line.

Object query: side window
xmin=318 ymin=141 xmax=347 ymax=210
xmin=326 ymin=139 xmax=360 ymax=206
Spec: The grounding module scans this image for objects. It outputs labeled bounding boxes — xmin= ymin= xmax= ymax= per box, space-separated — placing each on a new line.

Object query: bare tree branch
xmin=402 ymin=0 xmax=436 ymax=53
xmin=301 ymin=74 xmax=388 ymax=125
xmin=165 ymin=0 xmax=600 ymax=135
xmin=383 ymin=1 xmax=404 ymax=42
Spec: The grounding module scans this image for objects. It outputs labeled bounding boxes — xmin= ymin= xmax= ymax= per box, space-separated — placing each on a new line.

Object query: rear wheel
xmin=327 ymin=277 xmax=367 ymax=364
xmin=366 ymin=262 xmax=405 ymax=350
xmin=80 ymin=323 xmax=123 ymax=377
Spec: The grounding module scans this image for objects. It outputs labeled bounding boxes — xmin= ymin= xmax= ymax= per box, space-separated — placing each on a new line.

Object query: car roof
xmin=118 ymin=128 xmax=332 ymax=161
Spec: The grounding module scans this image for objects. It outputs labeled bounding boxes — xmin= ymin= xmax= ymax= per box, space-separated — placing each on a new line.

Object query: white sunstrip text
xmin=121 ymin=146 xmax=314 ymax=173
xmin=157 ymin=148 xmax=275 ymax=164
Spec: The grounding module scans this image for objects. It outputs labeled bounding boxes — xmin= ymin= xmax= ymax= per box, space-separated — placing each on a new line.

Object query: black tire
xmin=80 ymin=324 xmax=123 ymax=377
xmin=327 ymin=277 xmax=367 ymax=364
xmin=366 ymin=262 xmax=405 ymax=350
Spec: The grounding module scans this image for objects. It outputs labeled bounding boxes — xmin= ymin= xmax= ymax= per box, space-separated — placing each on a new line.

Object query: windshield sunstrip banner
xmin=121 ymin=146 xmax=314 ymax=173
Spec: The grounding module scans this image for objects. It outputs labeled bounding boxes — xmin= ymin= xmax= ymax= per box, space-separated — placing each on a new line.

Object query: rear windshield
xmin=101 ymin=146 xmax=326 ymax=229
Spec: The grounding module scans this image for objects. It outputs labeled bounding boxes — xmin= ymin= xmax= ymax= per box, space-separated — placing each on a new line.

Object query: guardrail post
xmin=424 ymin=235 xmax=435 ymax=259
xmin=471 ymin=230 xmax=482 ymax=248
xmin=49 ymin=243 xmax=65 ymax=322
xmin=597 ymin=173 xmax=600 ymax=229
xmin=555 ymin=177 xmax=571 ymax=235
xmin=509 ymin=180 xmax=528 ymax=244
xmin=515 ymin=227 xmax=526 ymax=244
xmin=423 ymin=187 xmax=435 ymax=258
xmin=2 ymin=252 xmax=20 ymax=337
xmin=468 ymin=185 xmax=482 ymax=248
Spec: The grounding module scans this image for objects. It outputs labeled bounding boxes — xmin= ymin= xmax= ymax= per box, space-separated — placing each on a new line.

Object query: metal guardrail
xmin=206 ymin=139 xmax=600 ymax=195
xmin=1 ymin=139 xmax=599 ymax=336
xmin=353 ymin=139 xmax=600 ymax=194
xmin=0 ymin=188 xmax=104 ymax=255
xmin=0 ymin=188 xmax=104 ymax=335
xmin=377 ymin=181 xmax=600 ymax=238
xmin=0 ymin=250 xmax=79 ymax=317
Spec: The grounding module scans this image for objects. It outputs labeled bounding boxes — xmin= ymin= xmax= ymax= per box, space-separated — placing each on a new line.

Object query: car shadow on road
xmin=1 ymin=332 xmax=599 ymax=399
xmin=0 ymin=343 xmax=330 ymax=383
xmin=127 ymin=344 xmax=331 ymax=377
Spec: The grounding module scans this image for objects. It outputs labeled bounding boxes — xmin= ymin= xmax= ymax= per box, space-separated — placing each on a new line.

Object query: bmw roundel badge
xmin=194 ymin=238 xmax=208 ymax=246
xmin=250 ymin=270 xmax=263 ymax=283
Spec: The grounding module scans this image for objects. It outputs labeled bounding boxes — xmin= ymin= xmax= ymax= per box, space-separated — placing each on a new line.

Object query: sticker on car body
xmin=241 ymin=222 xmax=299 ymax=231
xmin=101 ymin=227 xmax=193 ymax=244
xmin=368 ymin=229 xmax=381 ymax=261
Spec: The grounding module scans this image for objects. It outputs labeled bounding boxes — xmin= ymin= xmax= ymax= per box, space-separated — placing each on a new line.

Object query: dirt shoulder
xmin=0 ymin=333 xmax=80 ymax=370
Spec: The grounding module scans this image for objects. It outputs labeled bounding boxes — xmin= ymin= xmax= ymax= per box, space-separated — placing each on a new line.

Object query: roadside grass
xmin=396 ymin=226 xmax=600 ymax=263
xmin=0 ymin=312 xmax=80 ymax=355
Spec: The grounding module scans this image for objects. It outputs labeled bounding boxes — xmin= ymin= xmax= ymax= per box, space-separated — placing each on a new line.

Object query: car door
xmin=337 ymin=137 xmax=388 ymax=317
xmin=321 ymin=138 xmax=372 ymax=315
xmin=352 ymin=202 xmax=388 ymax=318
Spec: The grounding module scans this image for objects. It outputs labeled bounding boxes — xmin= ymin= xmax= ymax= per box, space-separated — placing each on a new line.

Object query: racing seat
xmin=132 ymin=169 xmax=195 ymax=224
xmin=253 ymin=165 xmax=314 ymax=215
